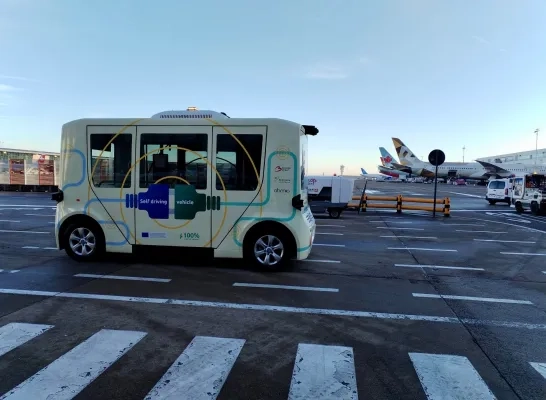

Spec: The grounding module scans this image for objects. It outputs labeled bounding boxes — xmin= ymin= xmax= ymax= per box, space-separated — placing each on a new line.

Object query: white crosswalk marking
xmin=288 ymin=343 xmax=358 ymax=399
xmin=530 ymin=362 xmax=546 ymax=379
xmin=409 ymin=352 xmax=496 ymax=399
xmin=0 ymin=329 xmax=147 ymax=400
xmin=144 ymin=336 xmax=245 ymax=400
xmin=0 ymin=323 xmax=53 ymax=358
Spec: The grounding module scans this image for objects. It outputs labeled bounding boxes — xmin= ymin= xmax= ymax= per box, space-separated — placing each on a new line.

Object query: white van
xmin=306 ymin=175 xmax=354 ymax=218
xmin=51 ymin=108 xmax=318 ymax=270
xmin=486 ymin=178 xmax=513 ymax=205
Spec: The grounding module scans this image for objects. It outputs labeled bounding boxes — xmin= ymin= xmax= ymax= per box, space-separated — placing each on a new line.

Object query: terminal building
xmin=0 ymin=147 xmax=60 ymax=191
xmin=476 ymin=148 xmax=546 ymax=165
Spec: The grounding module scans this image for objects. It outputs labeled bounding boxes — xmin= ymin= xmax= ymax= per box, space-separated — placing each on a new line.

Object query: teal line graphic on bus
xmin=125 ymin=184 xmax=208 ymax=220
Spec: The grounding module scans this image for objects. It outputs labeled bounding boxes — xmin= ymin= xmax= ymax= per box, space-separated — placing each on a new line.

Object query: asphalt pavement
xmin=0 ymin=184 xmax=545 ymax=399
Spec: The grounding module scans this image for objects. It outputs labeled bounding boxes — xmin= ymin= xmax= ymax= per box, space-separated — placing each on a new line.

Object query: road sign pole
xmin=428 ymin=149 xmax=445 ymax=219
xmin=433 ymin=164 xmax=438 ymax=218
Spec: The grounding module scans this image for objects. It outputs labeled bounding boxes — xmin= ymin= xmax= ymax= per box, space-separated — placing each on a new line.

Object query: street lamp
xmin=462 ymin=146 xmax=466 ymax=163
xmin=535 ymin=129 xmax=540 ymax=169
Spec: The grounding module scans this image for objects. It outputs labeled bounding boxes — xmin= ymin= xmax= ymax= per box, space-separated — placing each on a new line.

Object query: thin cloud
xmin=0 ymin=74 xmax=38 ymax=82
xmin=472 ymin=35 xmax=490 ymax=45
xmin=0 ymin=84 xmax=21 ymax=91
xmin=305 ymin=65 xmax=348 ymax=80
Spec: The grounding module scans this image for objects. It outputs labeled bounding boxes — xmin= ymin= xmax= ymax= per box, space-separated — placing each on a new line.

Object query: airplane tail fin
xmin=392 ymin=138 xmax=422 ymax=166
xmin=379 ymin=147 xmax=397 ymax=168
xmin=361 ymin=168 xmax=368 ymax=175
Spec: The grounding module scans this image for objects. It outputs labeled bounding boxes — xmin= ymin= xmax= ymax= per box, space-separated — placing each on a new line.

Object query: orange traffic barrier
xmin=349 ymin=194 xmax=450 ymax=217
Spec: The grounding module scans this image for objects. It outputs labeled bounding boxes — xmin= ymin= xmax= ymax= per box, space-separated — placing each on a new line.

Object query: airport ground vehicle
xmin=51 ymin=109 xmax=318 ymax=270
xmin=511 ymin=173 xmax=546 ymax=215
xmin=486 ymin=178 xmax=513 ymax=205
xmin=306 ymin=175 xmax=353 ymax=218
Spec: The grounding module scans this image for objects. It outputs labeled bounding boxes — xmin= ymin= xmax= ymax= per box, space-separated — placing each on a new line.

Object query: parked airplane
xmin=476 ymin=160 xmax=546 ymax=176
xmin=391 ymin=138 xmax=489 ymax=180
xmin=378 ymin=147 xmax=410 ymax=179
xmin=391 ymin=138 xmax=546 ymax=180
xmin=360 ymin=168 xmax=393 ymax=180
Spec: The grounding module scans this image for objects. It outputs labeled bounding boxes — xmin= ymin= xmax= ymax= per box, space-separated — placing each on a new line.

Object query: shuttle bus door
xmin=210 ymin=126 xmax=267 ymax=250
xmin=134 ymin=125 xmax=214 ymax=248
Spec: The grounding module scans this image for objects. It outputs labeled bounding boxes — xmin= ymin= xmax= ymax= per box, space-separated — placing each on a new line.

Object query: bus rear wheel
xmin=63 ymin=223 xmax=104 ymax=262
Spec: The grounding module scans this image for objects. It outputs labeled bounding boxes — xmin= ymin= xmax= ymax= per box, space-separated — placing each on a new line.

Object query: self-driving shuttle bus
xmin=51 ymin=108 xmax=318 ymax=270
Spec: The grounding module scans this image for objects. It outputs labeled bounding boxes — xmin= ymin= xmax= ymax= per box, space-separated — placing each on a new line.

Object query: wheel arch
xmin=242 ymin=220 xmax=297 ymax=259
xmin=58 ymin=214 xmax=105 ymax=250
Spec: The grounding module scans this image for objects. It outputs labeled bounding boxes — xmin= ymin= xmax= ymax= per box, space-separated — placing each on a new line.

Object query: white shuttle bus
xmin=52 ymin=108 xmax=318 ymax=270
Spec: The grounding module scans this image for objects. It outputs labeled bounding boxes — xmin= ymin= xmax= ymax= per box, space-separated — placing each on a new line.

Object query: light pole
xmin=340 ymin=165 xmax=345 ymax=176
xmin=462 ymin=146 xmax=466 ymax=163
xmin=535 ymin=129 xmax=539 ymax=169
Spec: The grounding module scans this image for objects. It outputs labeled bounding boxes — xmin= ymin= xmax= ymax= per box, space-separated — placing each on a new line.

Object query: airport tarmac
xmin=0 ymin=187 xmax=545 ymax=399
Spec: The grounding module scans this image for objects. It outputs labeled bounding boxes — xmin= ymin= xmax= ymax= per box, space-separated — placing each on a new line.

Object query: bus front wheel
xmin=62 ymin=223 xmax=105 ymax=262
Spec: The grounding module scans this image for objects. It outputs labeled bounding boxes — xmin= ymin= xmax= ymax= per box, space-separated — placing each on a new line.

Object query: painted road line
xmin=506 ymin=218 xmax=531 ymax=224
xmin=1 ymin=329 xmax=147 ymax=400
xmin=394 ymin=264 xmax=484 ymax=271
xmin=9 ymin=270 xmax=20 ymax=273
xmin=376 ymin=227 xmax=424 ymax=231
xmin=24 ymin=214 xmax=56 ymax=217
xmin=300 ymin=259 xmax=341 ymax=263
xmin=474 ymin=239 xmax=536 ymax=244
xmin=2 ymin=288 xmax=545 ymax=330
xmin=288 ymin=343 xmax=357 ymax=400
xmin=315 ymin=232 xmax=344 ymax=236
xmin=0 ymin=323 xmax=53 ymax=358
xmin=412 ymin=293 xmax=533 ymax=305
xmin=0 ymin=220 xmax=20 ymax=223
xmin=21 ymin=246 xmax=39 ymax=249
xmin=448 ymin=192 xmax=485 ymax=198
xmin=409 ymin=353 xmax=496 ymax=399
xmin=381 ymin=236 xmax=438 ymax=239
xmin=530 ymin=362 xmax=546 ymax=379
xmin=370 ymin=221 xmax=413 ymax=224
xmin=313 ymin=243 xmax=346 ymax=247
xmin=442 ymin=223 xmax=485 ymax=227
xmin=0 ymin=229 xmax=49 ymax=234
xmin=388 ymin=247 xmax=457 ymax=252
xmin=42 ymin=247 xmax=57 ymax=250
xmin=0 ymin=270 xmax=3 ymax=273
xmin=456 ymin=230 xmax=507 ymax=234
xmin=74 ymin=273 xmax=171 ymax=283
xmin=233 ymin=283 xmax=339 ymax=292
xmin=145 ymin=336 xmax=245 ymax=400
xmin=501 ymin=252 xmax=546 ymax=256
xmin=315 ymin=224 xmax=345 ymax=228
xmin=0 ymin=205 xmax=55 ymax=208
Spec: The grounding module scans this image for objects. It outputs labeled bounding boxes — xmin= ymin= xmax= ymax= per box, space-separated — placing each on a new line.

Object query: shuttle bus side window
xmin=139 ymin=133 xmax=208 ymax=189
xmin=90 ymin=133 xmax=132 ymax=188
xmin=215 ymin=134 xmax=263 ymax=191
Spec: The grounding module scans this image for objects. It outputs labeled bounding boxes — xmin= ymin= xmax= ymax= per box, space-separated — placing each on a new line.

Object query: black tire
xmin=531 ymin=202 xmax=539 ymax=215
xmin=488 ymin=200 xmax=496 ymax=205
xmin=243 ymin=226 xmax=292 ymax=271
xmin=62 ymin=223 xmax=105 ymax=262
xmin=328 ymin=208 xmax=341 ymax=219
xmin=515 ymin=202 xmax=524 ymax=213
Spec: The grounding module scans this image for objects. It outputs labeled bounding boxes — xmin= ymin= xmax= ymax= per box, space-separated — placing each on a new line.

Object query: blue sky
xmin=1 ymin=0 xmax=545 ymax=175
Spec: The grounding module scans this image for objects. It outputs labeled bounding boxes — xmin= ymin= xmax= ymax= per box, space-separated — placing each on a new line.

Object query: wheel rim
xmin=331 ymin=211 xmax=339 ymax=217
xmin=254 ymin=235 xmax=284 ymax=266
xmin=69 ymin=227 xmax=96 ymax=257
